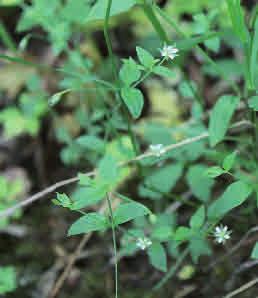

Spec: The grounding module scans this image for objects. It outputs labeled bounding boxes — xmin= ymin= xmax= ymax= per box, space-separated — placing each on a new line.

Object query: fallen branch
xmin=0 ymin=119 xmax=251 ymax=219
xmin=223 ymin=277 xmax=258 ymax=298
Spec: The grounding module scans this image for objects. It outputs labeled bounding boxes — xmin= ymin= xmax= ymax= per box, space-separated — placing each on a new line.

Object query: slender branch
xmin=0 ymin=119 xmax=251 ymax=219
xmin=0 ymin=175 xmax=86 ymax=218
xmin=206 ymin=225 xmax=258 ymax=270
xmin=49 ymin=203 xmax=107 ymax=298
xmin=49 ymin=233 xmax=92 ymax=298
xmin=223 ymin=277 xmax=258 ymax=298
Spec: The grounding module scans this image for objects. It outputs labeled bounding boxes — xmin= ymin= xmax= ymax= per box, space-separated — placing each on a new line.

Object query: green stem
xmin=133 ymin=57 xmax=166 ymax=88
xmin=104 ymin=0 xmax=118 ymax=82
xmin=106 ymin=193 xmax=118 ymax=298
xmin=142 ymin=1 xmax=169 ymax=43
xmin=103 ymin=0 xmax=140 ymax=156
xmin=153 ymin=4 xmax=240 ymax=95
xmin=153 ymin=247 xmax=189 ymax=290
xmin=0 ymin=21 xmax=17 ymax=52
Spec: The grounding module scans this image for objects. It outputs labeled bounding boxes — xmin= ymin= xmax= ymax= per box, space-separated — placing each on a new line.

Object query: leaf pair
xmin=68 ymin=201 xmax=150 ymax=236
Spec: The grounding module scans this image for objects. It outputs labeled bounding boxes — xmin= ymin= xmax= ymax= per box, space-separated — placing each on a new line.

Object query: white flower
xmin=149 ymin=144 xmax=166 ymax=157
xmin=159 ymin=44 xmax=179 ymax=61
xmin=213 ymin=225 xmax=232 ymax=244
xmin=136 ymin=237 xmax=152 ymax=250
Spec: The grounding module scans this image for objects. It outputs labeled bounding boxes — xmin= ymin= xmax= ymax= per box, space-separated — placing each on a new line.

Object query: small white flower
xmin=213 ymin=225 xmax=232 ymax=244
xmin=136 ymin=237 xmax=152 ymax=250
xmin=149 ymin=144 xmax=166 ymax=157
xmin=159 ymin=44 xmax=179 ymax=61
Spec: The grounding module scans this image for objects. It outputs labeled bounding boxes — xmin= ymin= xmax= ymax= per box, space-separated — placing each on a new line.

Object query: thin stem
xmin=142 ymin=1 xmax=169 ymax=43
xmin=104 ymin=0 xmax=118 ymax=82
xmin=0 ymin=21 xmax=17 ymax=52
xmin=153 ymin=247 xmax=189 ymax=290
xmin=103 ymin=0 xmax=140 ymax=156
xmin=132 ymin=57 xmax=166 ymax=88
xmin=106 ymin=193 xmax=118 ymax=298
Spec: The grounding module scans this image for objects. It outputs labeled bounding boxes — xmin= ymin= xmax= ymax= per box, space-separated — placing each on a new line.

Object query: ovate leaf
xmin=144 ymin=163 xmax=183 ymax=194
xmin=147 ymin=242 xmax=167 ymax=272
xmin=98 ymin=154 xmax=118 ymax=184
xmin=174 ymin=227 xmax=193 ymax=242
xmin=186 ymin=165 xmax=214 ymax=202
xmin=119 ymin=58 xmax=141 ymax=86
xmin=209 ymin=95 xmax=240 ymax=146
xmin=190 ymin=205 xmax=205 ymax=229
xmin=113 ymin=202 xmax=150 ymax=225
xmin=189 ymin=237 xmax=212 ymax=263
xmin=121 ymin=87 xmax=144 ymax=119
xmin=222 ymin=151 xmax=237 ymax=171
xmin=136 ymin=47 xmax=155 ymax=68
xmin=152 ymin=65 xmax=175 ymax=78
xmin=68 ymin=212 xmax=109 ymax=236
xmin=76 ymin=135 xmax=105 ymax=153
xmin=208 ymin=181 xmax=252 ymax=219
xmin=205 ymin=166 xmax=225 ymax=178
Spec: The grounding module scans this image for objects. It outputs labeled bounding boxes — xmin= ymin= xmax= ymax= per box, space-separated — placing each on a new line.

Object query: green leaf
xmin=68 ymin=212 xmax=109 ymax=236
xmin=151 ymin=226 xmax=173 ymax=242
xmin=147 ymin=243 xmax=167 ymax=272
xmin=178 ymin=80 xmax=197 ymax=99
xmin=113 ymin=202 xmax=150 ymax=225
xmin=208 ymin=181 xmax=252 ymax=219
xmin=0 ymin=266 xmax=16 ymax=294
xmin=186 ymin=165 xmax=214 ymax=202
xmin=119 ymin=58 xmax=141 ymax=86
xmin=204 ymin=36 xmax=220 ymax=53
xmin=152 ymin=65 xmax=176 ymax=78
xmin=49 ymin=89 xmax=70 ymax=107
xmin=61 ymin=0 xmax=90 ymax=23
xmin=251 ymin=242 xmax=258 ymax=259
xmin=248 ymin=96 xmax=258 ymax=111
xmin=226 ymin=0 xmax=249 ymax=43
xmin=52 ymin=193 xmax=73 ymax=209
xmin=120 ymin=87 xmax=144 ymax=119
xmin=190 ymin=206 xmax=205 ymax=229
xmin=208 ymin=95 xmax=240 ymax=146
xmin=78 ymin=173 xmax=92 ymax=186
xmin=144 ymin=163 xmax=183 ymax=194
xmin=222 ymin=151 xmax=237 ymax=171
xmin=205 ymin=166 xmax=225 ymax=178
xmin=174 ymin=227 xmax=193 ymax=242
xmin=86 ymin=0 xmax=137 ymax=22
xmin=98 ymin=154 xmax=118 ymax=184
xmin=76 ymin=135 xmax=105 ymax=153
xmin=71 ymin=183 xmax=108 ymax=210
xmin=189 ymin=237 xmax=212 ymax=263
xmin=136 ymin=47 xmax=155 ymax=68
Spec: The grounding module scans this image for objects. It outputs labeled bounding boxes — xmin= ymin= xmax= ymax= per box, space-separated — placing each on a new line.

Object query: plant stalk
xmin=107 ymin=193 xmax=118 ymax=298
